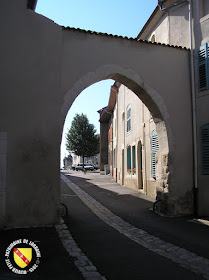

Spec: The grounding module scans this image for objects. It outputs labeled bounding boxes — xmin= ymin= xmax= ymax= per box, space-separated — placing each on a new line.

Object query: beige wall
xmin=0 ymin=1 xmax=63 ymax=227
xmin=145 ymin=2 xmax=190 ymax=48
xmin=138 ymin=0 xmax=209 ymax=218
xmin=111 ymin=85 xmax=161 ymax=199
xmin=0 ymin=1 xmax=195 ymax=227
xmin=191 ymin=0 xmax=209 ymax=215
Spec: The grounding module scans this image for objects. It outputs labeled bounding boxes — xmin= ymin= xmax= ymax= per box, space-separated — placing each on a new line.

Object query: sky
xmin=35 ymin=0 xmax=157 ymax=166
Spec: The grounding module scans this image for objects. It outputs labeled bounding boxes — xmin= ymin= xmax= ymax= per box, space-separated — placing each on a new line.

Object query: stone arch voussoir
xmin=61 ymin=64 xmax=176 ymax=215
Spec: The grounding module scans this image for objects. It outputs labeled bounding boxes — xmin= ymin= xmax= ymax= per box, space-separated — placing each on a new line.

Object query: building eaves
xmin=137 ymin=5 xmax=160 ymax=39
xmin=62 ymin=26 xmax=189 ymax=50
xmin=98 ymin=83 xmax=118 ymax=123
xmin=137 ymin=0 xmax=188 ymax=40
xmin=27 ymin=0 xmax=38 ymax=10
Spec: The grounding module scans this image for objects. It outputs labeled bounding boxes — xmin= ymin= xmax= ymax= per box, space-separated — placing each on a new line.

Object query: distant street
xmin=60 ymin=170 xmax=209 ymax=280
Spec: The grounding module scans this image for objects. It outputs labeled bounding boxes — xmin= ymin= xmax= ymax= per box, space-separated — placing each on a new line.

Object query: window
xmin=150 ymin=131 xmax=159 ymax=179
xmin=200 ymin=124 xmax=209 ymax=175
xmin=132 ymin=146 xmax=136 ymax=174
xmin=151 ymin=34 xmax=155 ymax=43
xmin=127 ymin=106 xmax=131 ymax=133
xmin=198 ymin=43 xmax=209 ymax=91
xmin=127 ymin=146 xmax=131 ymax=174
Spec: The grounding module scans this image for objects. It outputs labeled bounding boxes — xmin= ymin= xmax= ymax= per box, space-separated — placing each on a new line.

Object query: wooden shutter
xmin=127 ymin=146 xmax=131 ymax=173
xmin=200 ymin=124 xmax=209 ymax=175
xmin=132 ymin=146 xmax=136 ymax=174
xmin=151 ymin=131 xmax=159 ymax=179
xmin=198 ymin=43 xmax=209 ymax=91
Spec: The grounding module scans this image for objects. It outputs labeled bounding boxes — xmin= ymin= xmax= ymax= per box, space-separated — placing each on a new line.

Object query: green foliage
xmin=66 ymin=114 xmax=100 ymax=160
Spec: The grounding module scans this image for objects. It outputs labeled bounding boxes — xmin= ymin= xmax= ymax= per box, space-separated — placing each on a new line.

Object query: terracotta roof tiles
xmin=62 ymin=26 xmax=189 ymax=50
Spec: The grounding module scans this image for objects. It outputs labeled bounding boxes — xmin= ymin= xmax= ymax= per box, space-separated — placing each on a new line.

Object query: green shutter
xmin=132 ymin=146 xmax=136 ymax=174
xmin=200 ymin=124 xmax=209 ymax=175
xmin=150 ymin=131 xmax=159 ymax=179
xmin=198 ymin=43 xmax=209 ymax=91
xmin=127 ymin=146 xmax=131 ymax=173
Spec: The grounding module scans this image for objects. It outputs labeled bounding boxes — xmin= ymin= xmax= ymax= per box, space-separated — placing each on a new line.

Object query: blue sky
xmin=35 ymin=0 xmax=157 ymax=166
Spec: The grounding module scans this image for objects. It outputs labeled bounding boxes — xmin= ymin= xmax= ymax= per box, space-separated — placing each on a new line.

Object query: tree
xmin=66 ymin=114 xmax=100 ymax=166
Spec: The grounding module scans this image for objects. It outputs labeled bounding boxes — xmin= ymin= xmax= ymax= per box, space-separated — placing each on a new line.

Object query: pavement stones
xmin=56 ymin=219 xmax=106 ymax=280
xmin=61 ymin=173 xmax=209 ymax=280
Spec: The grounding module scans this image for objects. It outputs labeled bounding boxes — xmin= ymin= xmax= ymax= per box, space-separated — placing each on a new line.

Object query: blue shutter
xmin=198 ymin=43 xmax=209 ymax=91
xmin=200 ymin=124 xmax=209 ymax=175
xmin=150 ymin=131 xmax=159 ymax=179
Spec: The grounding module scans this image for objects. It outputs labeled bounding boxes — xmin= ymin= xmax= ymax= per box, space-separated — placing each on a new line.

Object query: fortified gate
xmin=0 ymin=0 xmax=194 ymax=228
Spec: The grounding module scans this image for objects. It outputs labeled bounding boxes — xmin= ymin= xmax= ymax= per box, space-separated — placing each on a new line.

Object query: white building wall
xmin=147 ymin=3 xmax=190 ymax=48
xmin=112 ymin=84 xmax=158 ymax=198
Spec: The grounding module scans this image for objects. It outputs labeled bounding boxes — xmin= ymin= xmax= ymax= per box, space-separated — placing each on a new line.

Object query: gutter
xmin=158 ymin=0 xmax=188 ymax=11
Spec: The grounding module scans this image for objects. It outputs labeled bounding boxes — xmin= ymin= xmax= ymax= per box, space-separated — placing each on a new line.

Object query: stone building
xmin=72 ymin=154 xmax=100 ymax=168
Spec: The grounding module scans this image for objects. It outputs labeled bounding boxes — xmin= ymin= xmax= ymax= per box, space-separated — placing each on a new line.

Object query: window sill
xmin=126 ymin=174 xmax=137 ymax=177
xmin=150 ymin=178 xmax=156 ymax=182
xmin=200 ymin=14 xmax=209 ymax=24
xmin=197 ymin=89 xmax=209 ymax=99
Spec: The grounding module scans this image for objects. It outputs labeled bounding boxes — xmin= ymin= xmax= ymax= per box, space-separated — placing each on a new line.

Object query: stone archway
xmin=60 ymin=65 xmax=173 ymax=214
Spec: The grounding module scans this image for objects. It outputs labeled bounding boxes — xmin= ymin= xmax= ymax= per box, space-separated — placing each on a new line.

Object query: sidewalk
xmin=0 ymin=226 xmax=83 ymax=280
xmin=62 ymin=170 xmax=209 ymax=260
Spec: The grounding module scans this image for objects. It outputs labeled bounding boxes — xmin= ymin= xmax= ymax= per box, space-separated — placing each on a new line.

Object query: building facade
xmin=72 ymin=154 xmax=100 ymax=168
xmin=109 ymin=84 xmax=159 ymax=198
xmin=138 ymin=0 xmax=209 ymax=215
xmin=99 ymin=0 xmax=209 ymax=214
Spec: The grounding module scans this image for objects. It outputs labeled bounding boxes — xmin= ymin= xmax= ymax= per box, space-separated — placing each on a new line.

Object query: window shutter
xmin=127 ymin=106 xmax=131 ymax=133
xmin=127 ymin=146 xmax=131 ymax=173
xmin=132 ymin=146 xmax=136 ymax=174
xmin=198 ymin=43 xmax=209 ymax=91
xmin=200 ymin=124 xmax=209 ymax=175
xmin=150 ymin=131 xmax=159 ymax=179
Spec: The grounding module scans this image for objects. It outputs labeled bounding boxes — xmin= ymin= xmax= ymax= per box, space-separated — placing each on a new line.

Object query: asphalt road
xmin=61 ymin=170 xmax=208 ymax=280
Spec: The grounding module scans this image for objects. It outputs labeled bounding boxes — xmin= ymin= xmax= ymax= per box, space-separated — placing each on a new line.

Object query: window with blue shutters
xmin=150 ymin=131 xmax=159 ymax=179
xmin=200 ymin=124 xmax=209 ymax=175
xmin=198 ymin=43 xmax=209 ymax=91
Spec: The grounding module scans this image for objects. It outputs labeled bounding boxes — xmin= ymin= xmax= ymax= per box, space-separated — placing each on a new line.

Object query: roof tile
xmin=62 ymin=26 xmax=189 ymax=50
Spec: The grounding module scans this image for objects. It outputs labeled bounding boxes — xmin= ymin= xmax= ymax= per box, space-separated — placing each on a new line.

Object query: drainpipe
xmin=189 ymin=0 xmax=198 ymax=215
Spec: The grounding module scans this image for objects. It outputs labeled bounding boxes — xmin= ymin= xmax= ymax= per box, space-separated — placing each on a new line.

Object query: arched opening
xmin=60 ymin=66 xmax=173 ymax=212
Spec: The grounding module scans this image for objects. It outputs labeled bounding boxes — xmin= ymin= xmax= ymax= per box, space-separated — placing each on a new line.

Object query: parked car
xmin=71 ymin=164 xmax=77 ymax=170
xmin=90 ymin=163 xmax=99 ymax=170
xmin=75 ymin=163 xmax=94 ymax=171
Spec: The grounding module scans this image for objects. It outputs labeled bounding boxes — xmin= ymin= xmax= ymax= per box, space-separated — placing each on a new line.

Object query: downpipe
xmin=189 ymin=0 xmax=198 ymax=215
